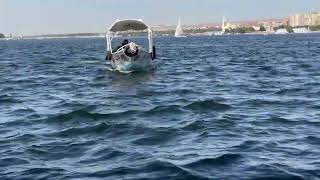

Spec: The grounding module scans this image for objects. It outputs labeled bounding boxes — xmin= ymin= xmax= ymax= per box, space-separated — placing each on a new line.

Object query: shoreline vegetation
xmin=0 ymin=33 xmax=5 ymax=38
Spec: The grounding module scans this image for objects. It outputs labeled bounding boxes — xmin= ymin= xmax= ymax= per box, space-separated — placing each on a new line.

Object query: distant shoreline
xmin=1 ymin=31 xmax=320 ymax=41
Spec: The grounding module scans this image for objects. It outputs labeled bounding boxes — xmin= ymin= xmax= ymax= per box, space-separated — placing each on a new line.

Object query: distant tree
xmin=286 ymin=26 xmax=294 ymax=33
xmin=0 ymin=33 xmax=5 ymax=38
xmin=310 ymin=25 xmax=320 ymax=31
xmin=259 ymin=26 xmax=266 ymax=31
xmin=224 ymin=27 xmax=255 ymax=34
xmin=225 ymin=29 xmax=231 ymax=33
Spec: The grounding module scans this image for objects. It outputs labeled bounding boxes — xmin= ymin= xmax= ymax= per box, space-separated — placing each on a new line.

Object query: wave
xmin=0 ymin=157 xmax=29 ymax=167
xmin=138 ymin=160 xmax=209 ymax=180
xmin=143 ymin=105 xmax=184 ymax=116
xmin=311 ymin=104 xmax=320 ymax=109
xmin=242 ymin=98 xmax=311 ymax=108
xmin=78 ymin=148 xmax=126 ymax=164
xmin=136 ymin=89 xmax=195 ymax=97
xmin=40 ymin=60 xmax=59 ymax=65
xmin=274 ymin=88 xmax=305 ymax=95
xmin=231 ymin=140 xmax=261 ymax=151
xmin=182 ymin=120 xmax=207 ymax=131
xmin=46 ymin=108 xmax=140 ymax=122
xmin=46 ymin=122 xmax=112 ymax=137
xmin=14 ymin=167 xmax=66 ymax=179
xmin=298 ymin=63 xmax=313 ymax=69
xmin=12 ymin=108 xmax=36 ymax=114
xmin=132 ymin=127 xmax=180 ymax=146
xmin=14 ymin=134 xmax=37 ymax=142
xmin=46 ymin=103 xmax=189 ymax=123
xmin=184 ymin=154 xmax=243 ymax=168
xmin=184 ymin=100 xmax=231 ymax=111
xmin=83 ymin=160 xmax=209 ymax=179
xmin=266 ymin=116 xmax=299 ymax=125
xmin=0 ymin=87 xmax=15 ymax=92
xmin=305 ymin=136 xmax=320 ymax=145
xmin=0 ymin=94 xmax=22 ymax=103
xmin=244 ymin=163 xmax=305 ymax=180
xmin=53 ymin=76 xmax=72 ymax=82
xmin=44 ymin=120 xmax=159 ymax=140
xmin=259 ymin=65 xmax=273 ymax=71
xmin=25 ymin=141 xmax=94 ymax=162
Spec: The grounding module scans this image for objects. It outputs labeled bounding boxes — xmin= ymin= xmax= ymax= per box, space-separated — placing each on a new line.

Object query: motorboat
xmin=105 ymin=19 xmax=156 ymax=72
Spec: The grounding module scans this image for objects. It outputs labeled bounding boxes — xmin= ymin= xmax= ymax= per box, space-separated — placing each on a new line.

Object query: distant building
xmin=290 ymin=14 xmax=303 ymax=27
xmin=307 ymin=12 xmax=320 ymax=26
xmin=224 ymin=22 xmax=240 ymax=30
xmin=289 ymin=12 xmax=320 ymax=27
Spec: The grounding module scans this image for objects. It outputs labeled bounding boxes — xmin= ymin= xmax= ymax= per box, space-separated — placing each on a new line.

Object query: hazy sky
xmin=0 ymin=0 xmax=319 ymax=35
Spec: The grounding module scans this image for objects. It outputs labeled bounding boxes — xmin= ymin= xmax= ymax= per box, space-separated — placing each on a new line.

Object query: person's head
xmin=123 ymin=39 xmax=129 ymax=44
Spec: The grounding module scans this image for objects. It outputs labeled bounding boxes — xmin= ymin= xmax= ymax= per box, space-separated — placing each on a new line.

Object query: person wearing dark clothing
xmin=122 ymin=39 xmax=129 ymax=46
xmin=116 ymin=39 xmax=129 ymax=50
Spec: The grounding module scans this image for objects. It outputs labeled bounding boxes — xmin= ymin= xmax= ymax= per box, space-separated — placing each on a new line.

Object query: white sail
xmin=175 ymin=19 xmax=185 ymax=37
xmin=222 ymin=16 xmax=226 ymax=33
xmin=214 ymin=16 xmax=226 ymax=36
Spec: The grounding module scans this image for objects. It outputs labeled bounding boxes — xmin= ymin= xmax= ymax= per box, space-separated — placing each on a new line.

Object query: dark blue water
xmin=1 ymin=35 xmax=320 ymax=179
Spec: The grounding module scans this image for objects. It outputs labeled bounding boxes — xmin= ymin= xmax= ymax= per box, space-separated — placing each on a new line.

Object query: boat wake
xmin=106 ymin=63 xmax=157 ymax=74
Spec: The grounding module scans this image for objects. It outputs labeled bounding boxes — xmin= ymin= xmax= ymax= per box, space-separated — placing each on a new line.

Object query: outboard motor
xmin=152 ymin=45 xmax=156 ymax=60
xmin=125 ymin=42 xmax=139 ymax=57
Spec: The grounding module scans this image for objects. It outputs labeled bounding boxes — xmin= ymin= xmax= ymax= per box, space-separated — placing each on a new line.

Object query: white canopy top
xmin=109 ymin=19 xmax=149 ymax=32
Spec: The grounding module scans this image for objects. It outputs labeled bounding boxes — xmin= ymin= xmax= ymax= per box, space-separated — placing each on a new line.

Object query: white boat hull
xmin=111 ymin=47 xmax=152 ymax=72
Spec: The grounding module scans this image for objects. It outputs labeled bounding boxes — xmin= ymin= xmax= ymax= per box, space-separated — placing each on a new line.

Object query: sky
xmin=0 ymin=0 xmax=320 ymax=36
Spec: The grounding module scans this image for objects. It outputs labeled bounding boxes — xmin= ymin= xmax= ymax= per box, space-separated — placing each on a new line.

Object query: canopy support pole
xmin=148 ymin=29 xmax=153 ymax=53
xmin=106 ymin=31 xmax=112 ymax=53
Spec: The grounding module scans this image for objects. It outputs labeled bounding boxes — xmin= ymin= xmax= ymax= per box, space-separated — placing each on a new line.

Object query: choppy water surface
xmin=1 ymin=35 xmax=320 ymax=179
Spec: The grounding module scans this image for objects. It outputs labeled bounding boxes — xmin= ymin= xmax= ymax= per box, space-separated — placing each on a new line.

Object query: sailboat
xmin=175 ymin=19 xmax=186 ymax=37
xmin=214 ymin=16 xmax=226 ymax=36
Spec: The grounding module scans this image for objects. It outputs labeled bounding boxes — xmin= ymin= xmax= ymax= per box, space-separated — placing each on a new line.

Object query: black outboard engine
xmin=152 ymin=45 xmax=156 ymax=60
xmin=125 ymin=43 xmax=139 ymax=57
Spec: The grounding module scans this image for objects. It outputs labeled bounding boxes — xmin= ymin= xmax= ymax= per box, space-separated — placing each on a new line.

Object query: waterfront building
xmin=224 ymin=23 xmax=239 ymax=30
xmin=290 ymin=14 xmax=304 ymax=27
xmin=307 ymin=12 xmax=320 ymax=26
xmin=289 ymin=12 xmax=320 ymax=27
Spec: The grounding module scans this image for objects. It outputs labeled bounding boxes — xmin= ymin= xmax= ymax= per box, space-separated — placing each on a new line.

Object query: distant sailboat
xmin=214 ymin=16 xmax=226 ymax=36
xmin=222 ymin=16 xmax=226 ymax=33
xmin=175 ymin=19 xmax=186 ymax=37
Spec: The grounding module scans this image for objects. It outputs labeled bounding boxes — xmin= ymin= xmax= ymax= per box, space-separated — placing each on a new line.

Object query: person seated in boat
xmin=116 ymin=39 xmax=129 ymax=50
